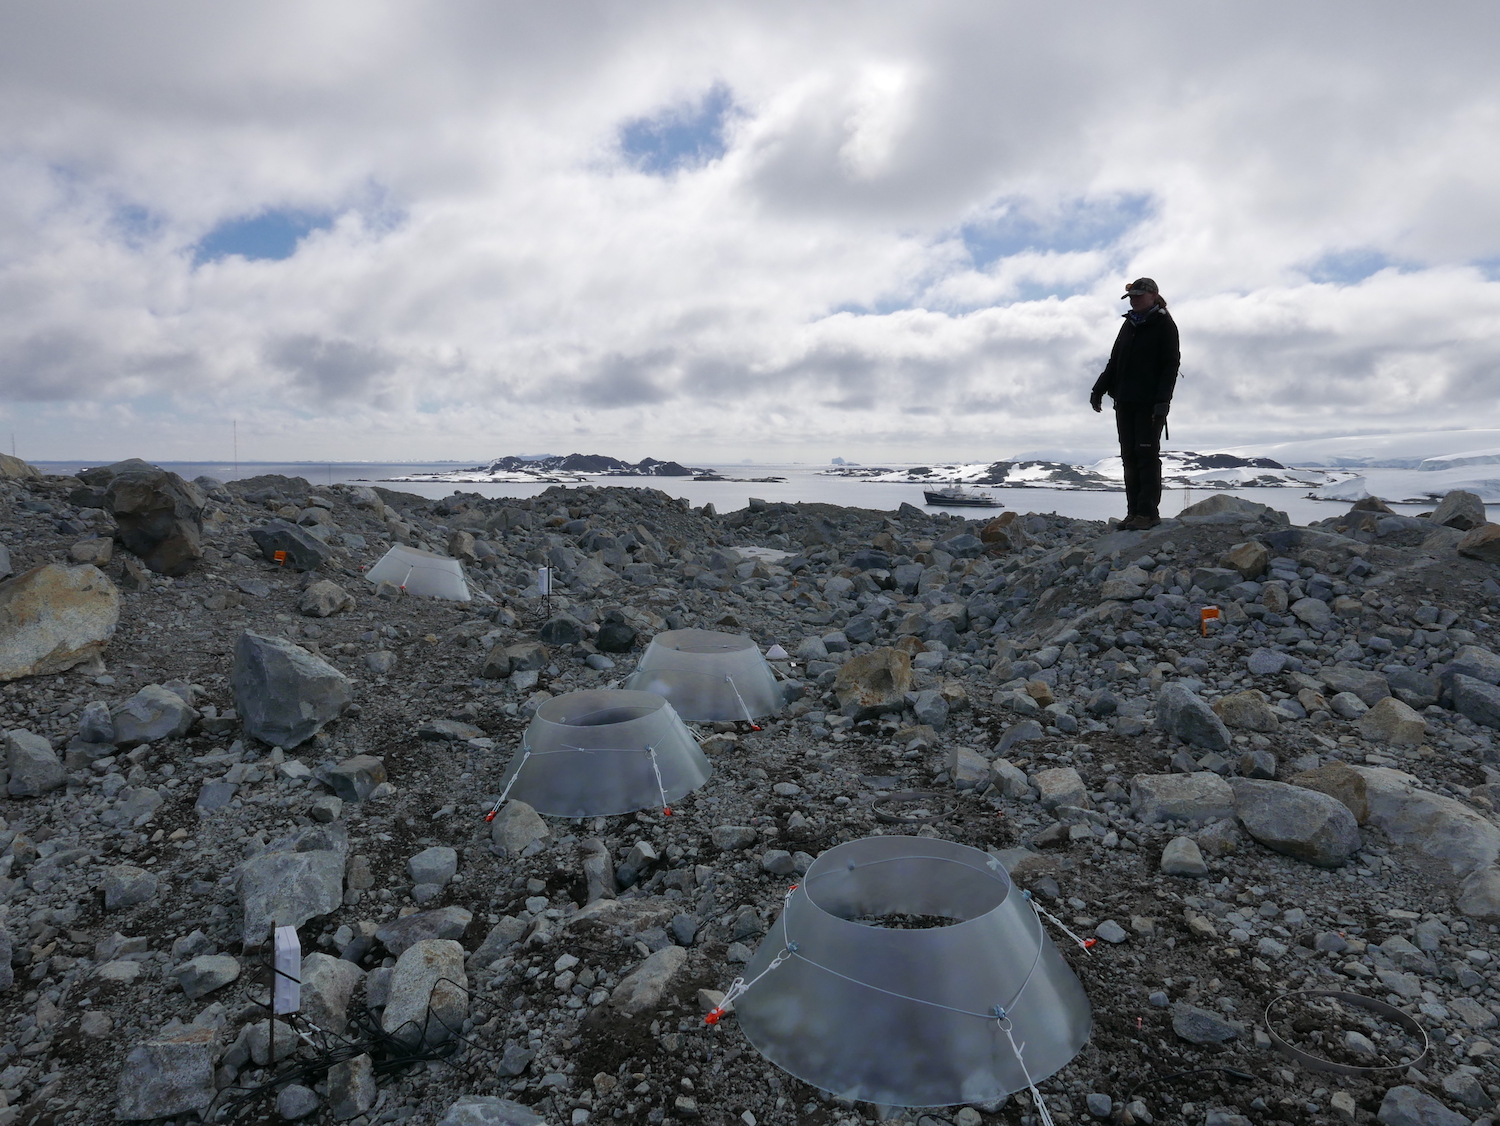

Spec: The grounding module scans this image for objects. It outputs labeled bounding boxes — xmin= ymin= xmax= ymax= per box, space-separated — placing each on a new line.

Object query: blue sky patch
xmin=193 ymin=208 xmax=335 ymax=265
xmin=960 ymin=194 xmax=1152 ymax=269
xmin=619 ymin=83 xmax=734 ymax=175
xmin=1305 ymin=248 xmax=1400 ymax=285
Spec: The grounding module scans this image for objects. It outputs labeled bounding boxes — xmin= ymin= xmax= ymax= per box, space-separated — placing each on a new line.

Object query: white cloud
xmin=2 ymin=1 xmax=1499 ymax=463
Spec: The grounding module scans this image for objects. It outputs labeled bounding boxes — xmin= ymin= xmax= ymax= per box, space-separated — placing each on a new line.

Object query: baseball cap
xmin=1121 ymin=277 xmax=1159 ymax=297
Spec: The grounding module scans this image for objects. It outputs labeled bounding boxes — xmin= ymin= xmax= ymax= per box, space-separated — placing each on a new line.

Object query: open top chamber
xmin=729 ymin=835 xmax=1092 ymax=1107
xmin=494 ymin=689 xmax=711 ymax=817
xmin=365 ymin=544 xmax=471 ymax=601
xmin=624 ymin=629 xmax=782 ymax=723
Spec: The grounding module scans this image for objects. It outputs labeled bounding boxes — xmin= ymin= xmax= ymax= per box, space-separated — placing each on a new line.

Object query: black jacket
xmin=1092 ymin=307 xmax=1179 ymax=407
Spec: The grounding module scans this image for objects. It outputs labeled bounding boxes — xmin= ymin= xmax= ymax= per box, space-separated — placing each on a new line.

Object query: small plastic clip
xmin=483 ymin=811 xmax=497 ymax=822
xmin=1083 ymin=938 xmax=1098 ymax=950
xmin=704 ymin=1008 xmax=723 ymax=1025
xmin=662 ymin=807 xmax=673 ymax=817
xmin=786 ymin=941 xmax=799 ymax=954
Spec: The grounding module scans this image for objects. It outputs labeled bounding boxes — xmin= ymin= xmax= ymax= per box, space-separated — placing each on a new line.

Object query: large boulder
xmin=299 ymin=580 xmax=355 ymax=618
xmin=1176 ymin=495 xmax=1287 ymax=524
xmin=300 ymin=952 xmax=365 ymax=1032
xmin=1347 ymin=766 xmax=1500 ymax=883
xmin=104 ymin=463 xmax=206 ymax=575
xmin=1156 ymin=683 xmax=1231 ymax=751
xmin=116 ymin=1026 xmax=217 ymax=1120
xmin=611 ymin=945 xmax=688 ymax=1017
xmin=111 ymin=684 xmax=198 ymax=746
xmin=1218 ymin=541 xmax=1269 ymax=579
xmin=1229 ymin=778 xmax=1362 ymax=867
xmin=376 ymin=906 xmax=473 ymax=957
xmin=1430 ymin=490 xmax=1487 ymax=531
xmin=1319 ymin=665 xmax=1390 ymax=706
xmin=236 ymin=824 xmax=348 ymax=945
xmin=1291 ymin=760 xmax=1370 ymax=823
xmin=1356 ymin=696 xmax=1428 ymax=745
xmin=0 ymin=563 xmax=119 ymax=680
xmin=0 ymin=453 xmax=40 ymax=480
xmin=5 ymin=728 xmax=65 ymax=797
xmin=1377 ymin=1085 xmax=1469 ymax=1126
xmin=1212 ymin=689 xmax=1280 ymax=731
xmin=1130 ymin=772 xmax=1235 ymax=824
xmin=437 ymin=1096 xmax=547 ymax=1126
xmin=231 ymin=631 xmax=352 ymax=748
xmin=1451 ymin=674 xmax=1500 ymax=730
xmin=1447 ymin=645 xmax=1500 ymax=687
xmin=248 ymin=519 xmax=333 ymax=571
xmin=382 ymin=939 xmax=468 ymax=1049
xmin=1457 ymin=523 xmax=1500 ymax=564
xmin=833 ymin=647 xmax=913 ymax=720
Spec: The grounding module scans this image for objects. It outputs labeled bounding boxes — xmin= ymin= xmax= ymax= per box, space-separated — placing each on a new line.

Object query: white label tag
xmin=273 ymin=925 xmax=301 ymax=1014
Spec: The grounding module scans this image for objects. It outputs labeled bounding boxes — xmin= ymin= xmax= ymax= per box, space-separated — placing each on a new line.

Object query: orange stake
xmin=1199 ymin=606 xmax=1220 ymax=636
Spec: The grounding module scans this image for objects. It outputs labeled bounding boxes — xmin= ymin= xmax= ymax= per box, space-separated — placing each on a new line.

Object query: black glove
xmin=1153 ymin=402 xmax=1170 ymax=417
xmin=1089 ymin=391 xmax=1104 ymax=413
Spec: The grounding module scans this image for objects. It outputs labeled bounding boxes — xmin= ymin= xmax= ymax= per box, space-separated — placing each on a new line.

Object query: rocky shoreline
xmin=2 ymin=452 xmax=1500 ymax=1125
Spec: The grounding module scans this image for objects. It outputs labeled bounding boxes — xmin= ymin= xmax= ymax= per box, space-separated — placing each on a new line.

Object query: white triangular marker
xmin=273 ymin=925 xmax=301 ymax=1015
xmin=766 ymin=644 xmax=789 ymax=659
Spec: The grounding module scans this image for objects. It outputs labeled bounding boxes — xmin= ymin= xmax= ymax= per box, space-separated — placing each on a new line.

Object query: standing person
xmin=1090 ymin=278 xmax=1179 ymax=530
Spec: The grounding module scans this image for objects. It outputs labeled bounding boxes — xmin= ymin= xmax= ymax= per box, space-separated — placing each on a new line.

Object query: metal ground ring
xmin=870 ymin=791 xmax=959 ymax=825
xmin=1262 ymin=989 xmax=1430 ymax=1076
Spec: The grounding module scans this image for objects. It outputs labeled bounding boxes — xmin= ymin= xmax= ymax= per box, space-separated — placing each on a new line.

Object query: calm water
xmin=32 ymin=459 xmax=1455 ymax=525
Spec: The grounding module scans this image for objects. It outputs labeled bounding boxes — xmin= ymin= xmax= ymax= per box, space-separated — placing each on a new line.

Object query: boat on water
xmin=922 ymin=486 xmax=999 ymax=507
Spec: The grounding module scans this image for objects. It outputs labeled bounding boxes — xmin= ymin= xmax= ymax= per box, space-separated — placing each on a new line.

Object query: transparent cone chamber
xmin=365 ymin=545 xmax=471 ymax=601
xmin=495 ymin=690 xmax=711 ymax=817
xmin=731 ymin=836 xmax=1092 ymax=1108
xmin=624 ymin=629 xmax=782 ymax=723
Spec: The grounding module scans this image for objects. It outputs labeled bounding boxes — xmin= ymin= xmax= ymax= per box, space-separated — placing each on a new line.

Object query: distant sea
xmin=32 ymin=459 xmax=1469 ymax=526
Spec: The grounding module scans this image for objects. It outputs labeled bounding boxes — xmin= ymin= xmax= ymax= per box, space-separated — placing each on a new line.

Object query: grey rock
xmin=1430 ymin=490 xmax=1487 ymax=531
xmin=912 ymin=689 xmax=949 ymax=729
xmin=79 ymin=699 xmax=116 ymax=744
xmin=761 ymin=849 xmax=795 ymax=875
xmin=104 ymin=464 xmax=205 ymax=575
xmin=995 ymin=719 xmax=1044 ymax=753
xmin=1131 ymin=772 xmax=1235 ymax=824
xmin=376 ymin=906 xmax=473 ymax=956
xmin=596 ymin=622 xmax=637 ymax=652
xmin=1095 ymin=920 xmax=1128 ymax=944
xmin=538 ymin=615 xmax=584 ymax=645
xmin=327 ymin=1052 xmax=378 ymax=1121
xmin=5 ymin=728 xmax=65 ymax=796
xmin=195 ymin=780 xmax=238 ymax=813
xmin=310 ymin=794 xmax=343 ymax=822
xmin=711 ymin=825 xmax=759 ymax=850
xmin=231 ymin=631 xmax=352 ymax=748
xmin=409 ymin=845 xmax=458 ymax=886
xmin=1439 ymin=1071 xmax=1493 ymax=1111
xmin=115 ymin=1026 xmax=217 ymax=1120
xmin=301 ymin=952 xmax=365 ymax=1032
xmin=300 ymin=579 xmax=355 ymax=617
xmin=437 ymin=1095 xmax=548 ymax=1126
xmin=366 ymin=650 xmax=395 ymax=674
xmin=1034 ymin=766 xmax=1089 ymax=810
xmin=1452 ymin=674 xmax=1500 ymax=730
xmin=833 ymin=647 xmax=913 ymax=719
xmin=111 ymin=684 xmax=198 ymax=746
xmin=1330 ymin=691 xmax=1368 ymax=719
xmin=990 ymin=758 xmax=1031 ymax=799
xmin=490 ymin=800 xmax=550 ymax=855
xmin=1457 ymin=866 xmax=1500 ymax=921
xmin=1229 ymin=778 xmax=1362 ymax=867
xmin=1377 ymin=1085 xmax=1468 ymax=1126
xmin=236 ymin=825 xmax=347 ymax=945
xmin=1157 ymin=683 xmax=1232 ymax=751
xmin=104 ymin=863 xmax=159 ymax=910
xmin=325 ymin=754 xmax=387 ymax=802
xmin=276 ymin=1084 xmax=320 ymax=1120
xmin=1238 ymin=749 xmax=1277 ymax=779
xmin=505 ymin=640 xmax=549 ymax=672
xmin=383 ymin=939 xmax=468 ymax=1049
xmin=467 ymin=917 xmax=527 ymax=972
xmin=1246 ymin=648 xmax=1287 ymax=676
xmin=249 ymin=519 xmax=332 ymax=571
xmin=1352 ymin=766 xmax=1500 ymax=881
xmin=1319 ymin=666 xmax=1390 ymax=706
xmin=948 ymin=746 xmax=990 ymax=791
xmin=0 ymin=562 xmax=120 ymax=680
xmin=497 ymin=1040 xmax=535 ymax=1077
xmin=1171 ymin=1003 xmax=1237 ymax=1043
xmin=1160 ymin=837 xmax=1208 ymax=877
xmin=174 ymin=953 xmax=240 ymax=999
xmin=612 ymin=944 xmax=687 ymax=1017
xmin=1448 ymin=644 xmax=1500 ymax=687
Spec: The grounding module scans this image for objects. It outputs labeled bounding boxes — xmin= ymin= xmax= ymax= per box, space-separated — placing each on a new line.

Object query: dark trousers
xmin=1115 ymin=403 xmax=1164 ymax=518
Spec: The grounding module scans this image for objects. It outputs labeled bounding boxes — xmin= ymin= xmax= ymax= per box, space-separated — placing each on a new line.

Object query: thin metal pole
xmin=233 ymin=420 xmax=238 ymax=479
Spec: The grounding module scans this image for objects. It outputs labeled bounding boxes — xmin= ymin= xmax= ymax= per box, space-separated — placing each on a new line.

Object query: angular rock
xmin=1447 ymin=645 xmax=1500 ymax=686
xmin=1130 ymin=772 xmax=1235 ymax=824
xmin=1319 ymin=666 xmax=1390 ymax=706
xmin=1457 ymin=523 xmax=1500 ymax=564
xmin=301 ymin=951 xmax=365 ymax=1031
xmin=5 ymin=728 xmax=65 ymax=796
xmin=104 ymin=863 xmax=159 ymax=910
xmin=104 ymin=464 xmax=205 ymax=575
xmin=1171 ymin=1003 xmax=1237 ymax=1043
xmin=1430 ymin=490 xmax=1487 ymax=531
xmin=490 ymin=800 xmax=550 ymax=855
xmin=1349 ymin=766 xmax=1500 ymax=880
xmin=480 ymin=644 xmax=512 ymax=679
xmin=328 ymin=1052 xmax=378 ymax=1121
xmin=1161 ymin=837 xmax=1208 ymax=877
xmin=325 ymin=754 xmax=387 ymax=802
xmin=236 ymin=827 xmax=347 ymax=945
xmin=437 ymin=1095 xmax=548 ymax=1126
xmin=711 ymin=825 xmax=758 ymax=850
xmin=111 ymin=684 xmax=198 ymax=746
xmin=300 ymin=579 xmax=356 ymax=618
xmin=1245 ymin=648 xmax=1287 ymax=676
xmin=1452 ymin=674 xmax=1500 ymax=730
xmin=948 ymin=746 xmax=990 ymax=791
xmin=1157 ymin=683 xmax=1232 ymax=751
xmin=1291 ymin=597 xmax=1332 ymax=631
xmin=505 ymin=641 xmax=549 ymax=672
xmin=382 ymin=939 xmax=468 ymax=1049
xmin=376 ymin=906 xmax=473 ymax=956
xmin=1377 ymin=1085 xmax=1468 ymax=1126
xmin=1219 ymin=541 xmax=1270 ymax=579
xmin=1229 ymin=778 xmax=1362 ymax=867
xmin=596 ymin=621 xmax=637 ymax=653
xmin=611 ymin=944 xmax=688 ymax=1017
xmin=0 ymin=453 xmax=40 ymax=479
xmin=409 ymin=845 xmax=459 ymax=887
xmin=1212 ymin=689 xmax=1280 ymax=732
xmin=1177 ymin=494 xmax=1286 ymax=524
xmin=231 ymin=631 xmax=352 ymax=748
xmin=116 ymin=1025 xmax=217 ymax=1120
xmin=277 ymin=1085 xmax=320 ymax=1120
xmin=174 ymin=953 xmax=240 ymax=999
xmin=468 ymin=917 xmax=527 ymax=972
xmin=538 ymin=616 xmax=584 ymax=645
xmin=1356 ymin=696 xmax=1428 ymax=746
xmin=1457 ymin=866 xmax=1500 ymax=922
xmin=1033 ymin=767 xmax=1089 ymax=810
xmin=249 ymin=519 xmax=333 ymax=571
xmin=0 ymin=563 xmax=119 ymax=681
xmin=833 ymin=647 xmax=913 ymax=720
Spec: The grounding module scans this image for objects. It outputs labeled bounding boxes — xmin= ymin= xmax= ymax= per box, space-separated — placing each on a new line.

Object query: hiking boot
xmin=1137 ymin=515 xmax=1162 ymax=529
xmin=1118 ymin=515 xmax=1147 ymax=530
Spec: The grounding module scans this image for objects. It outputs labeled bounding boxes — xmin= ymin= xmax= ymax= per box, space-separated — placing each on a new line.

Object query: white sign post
xmin=273 ymin=925 xmax=301 ymax=1015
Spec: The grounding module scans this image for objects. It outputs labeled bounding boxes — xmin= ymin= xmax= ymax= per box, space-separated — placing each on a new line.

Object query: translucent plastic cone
xmin=730 ymin=835 xmax=1092 ymax=1107
xmin=624 ymin=629 xmax=782 ymax=723
xmin=495 ymin=689 xmax=711 ymax=817
xmin=365 ymin=545 xmax=471 ymax=601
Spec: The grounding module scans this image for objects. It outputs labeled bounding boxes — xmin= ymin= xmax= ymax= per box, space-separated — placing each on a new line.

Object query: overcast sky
xmin=3 ymin=2 xmax=1499 ymax=466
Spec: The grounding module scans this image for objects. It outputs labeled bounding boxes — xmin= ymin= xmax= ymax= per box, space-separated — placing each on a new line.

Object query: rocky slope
xmin=1 ymin=457 xmax=1499 ymax=1125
